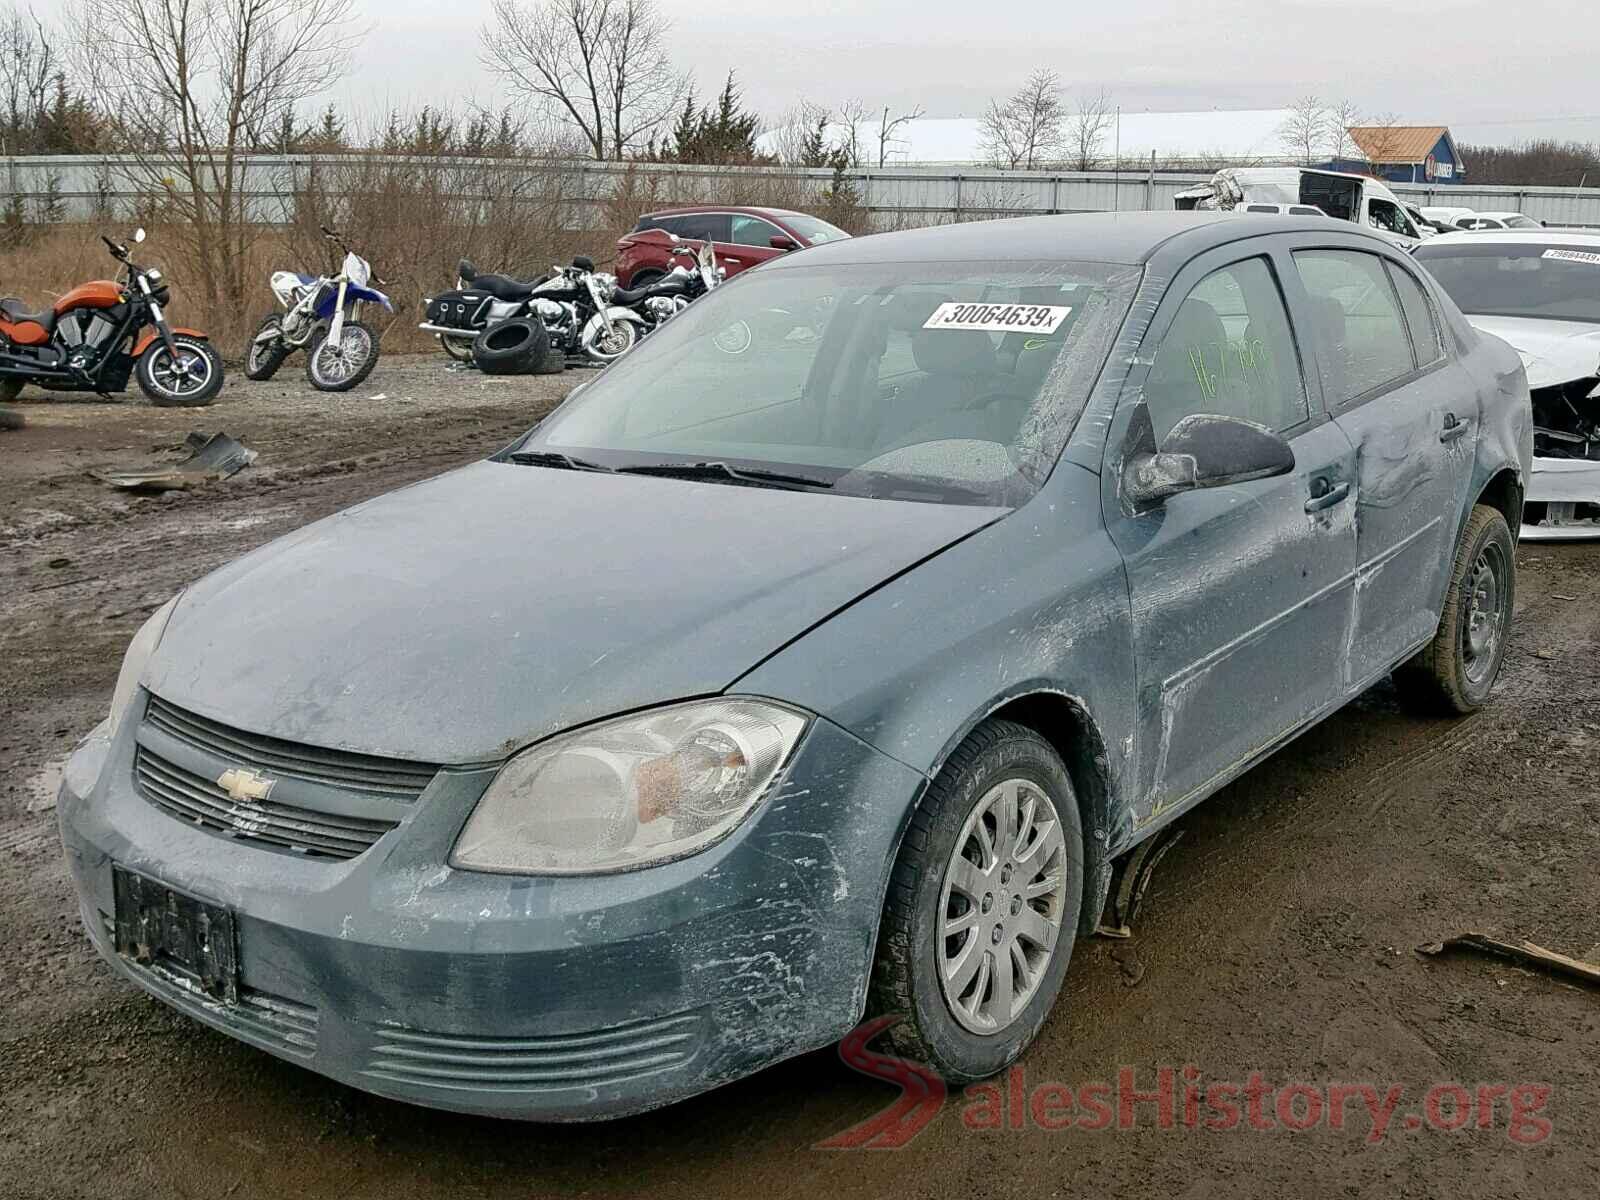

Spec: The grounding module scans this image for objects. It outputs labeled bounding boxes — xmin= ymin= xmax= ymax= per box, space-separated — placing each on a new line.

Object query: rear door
xmin=1287 ymin=241 xmax=1476 ymax=681
xmin=1102 ymin=240 xmax=1359 ymax=827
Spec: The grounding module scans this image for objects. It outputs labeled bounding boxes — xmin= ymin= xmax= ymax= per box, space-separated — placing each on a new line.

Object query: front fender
xmin=589 ymin=306 xmax=648 ymax=331
xmin=132 ymin=327 xmax=207 ymax=357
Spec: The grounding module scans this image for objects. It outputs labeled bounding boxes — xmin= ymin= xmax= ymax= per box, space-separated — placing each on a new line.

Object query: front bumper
xmin=1523 ymin=454 xmax=1600 ymax=541
xmin=57 ymin=704 xmax=925 ymax=1120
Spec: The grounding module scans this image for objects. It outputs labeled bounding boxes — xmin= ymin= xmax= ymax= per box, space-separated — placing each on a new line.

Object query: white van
xmin=1175 ymin=167 xmax=1424 ymax=249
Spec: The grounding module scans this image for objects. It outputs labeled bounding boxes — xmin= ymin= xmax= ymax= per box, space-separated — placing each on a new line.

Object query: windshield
xmin=519 ymin=259 xmax=1139 ymax=506
xmin=781 ymin=215 xmax=851 ymax=245
xmin=1415 ymin=242 xmax=1600 ymax=323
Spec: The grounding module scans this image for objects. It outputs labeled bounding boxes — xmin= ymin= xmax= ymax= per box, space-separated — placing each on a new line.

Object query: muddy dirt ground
xmin=2 ymin=358 xmax=1597 ymax=1198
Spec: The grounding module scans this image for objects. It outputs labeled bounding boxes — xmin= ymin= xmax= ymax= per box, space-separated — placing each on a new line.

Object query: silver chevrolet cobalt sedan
xmin=59 ymin=212 xmax=1530 ymax=1120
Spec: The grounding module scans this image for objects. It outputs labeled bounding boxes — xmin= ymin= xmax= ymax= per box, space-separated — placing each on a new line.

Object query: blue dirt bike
xmin=244 ymin=226 xmax=392 ymax=391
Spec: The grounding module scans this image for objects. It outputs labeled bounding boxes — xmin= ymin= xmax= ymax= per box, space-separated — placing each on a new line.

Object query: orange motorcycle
xmin=0 ymin=228 xmax=223 ymax=407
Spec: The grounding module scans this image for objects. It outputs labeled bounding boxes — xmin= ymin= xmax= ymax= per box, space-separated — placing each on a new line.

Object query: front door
xmin=1290 ymin=245 xmax=1477 ymax=680
xmin=1102 ymin=246 xmax=1358 ymax=827
xmin=716 ymin=214 xmax=790 ymax=279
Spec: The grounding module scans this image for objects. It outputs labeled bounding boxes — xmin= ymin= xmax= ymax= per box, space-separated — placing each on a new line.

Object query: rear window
xmin=1414 ymin=241 xmax=1600 ymax=323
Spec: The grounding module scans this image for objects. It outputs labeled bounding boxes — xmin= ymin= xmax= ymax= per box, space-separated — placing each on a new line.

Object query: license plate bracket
xmin=112 ymin=866 xmax=239 ymax=1004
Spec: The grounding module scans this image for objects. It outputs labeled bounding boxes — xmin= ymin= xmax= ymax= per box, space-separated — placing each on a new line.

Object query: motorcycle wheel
xmin=305 ymin=320 xmax=379 ymax=392
xmin=137 ymin=336 xmax=224 ymax=407
xmin=585 ymin=318 xmax=637 ymax=363
xmin=244 ymin=314 xmax=291 ymax=381
xmin=440 ymin=332 xmax=476 ymax=363
xmin=472 ymin=318 xmax=550 ymax=376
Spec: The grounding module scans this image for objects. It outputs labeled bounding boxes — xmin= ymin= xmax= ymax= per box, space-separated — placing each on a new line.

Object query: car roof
xmin=1466 ymin=211 xmax=1527 ymax=220
xmin=642 ymin=205 xmax=795 ymax=220
xmin=1420 ymin=228 xmax=1600 ymax=248
xmin=766 ymin=210 xmax=1392 ymax=268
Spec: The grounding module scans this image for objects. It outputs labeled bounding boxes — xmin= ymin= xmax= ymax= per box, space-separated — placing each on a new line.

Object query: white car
xmin=1421 ymin=206 xmax=1476 ymax=229
xmin=1414 ymin=229 xmax=1600 ymax=538
xmin=1455 ymin=212 xmax=1543 ymax=231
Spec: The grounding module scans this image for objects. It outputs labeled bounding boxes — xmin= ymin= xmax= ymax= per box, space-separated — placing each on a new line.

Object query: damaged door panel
xmin=1291 ymin=247 xmax=1477 ymax=679
xmin=1101 ymin=244 xmax=1358 ymax=825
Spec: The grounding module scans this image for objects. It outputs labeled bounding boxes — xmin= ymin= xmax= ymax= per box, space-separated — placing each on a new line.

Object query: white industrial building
xmin=758 ymin=109 xmax=1299 ymax=167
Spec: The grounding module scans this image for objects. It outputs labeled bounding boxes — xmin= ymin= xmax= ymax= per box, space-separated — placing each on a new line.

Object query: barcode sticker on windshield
xmin=923 ymin=302 xmax=1072 ymax=334
xmin=1542 ymin=249 xmax=1600 ymax=266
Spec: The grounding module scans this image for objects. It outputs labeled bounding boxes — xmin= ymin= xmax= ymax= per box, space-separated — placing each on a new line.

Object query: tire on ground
xmin=868 ymin=719 xmax=1084 ymax=1083
xmin=1394 ymin=503 xmax=1516 ymax=716
xmin=473 ymin=318 xmax=550 ymax=376
xmin=137 ymin=336 xmax=225 ymax=407
xmin=243 ymin=314 xmax=291 ymax=381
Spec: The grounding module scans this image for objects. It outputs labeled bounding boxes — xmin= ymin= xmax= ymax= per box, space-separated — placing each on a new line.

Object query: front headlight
xmin=451 ymin=699 xmax=809 ymax=875
xmin=107 ymin=595 xmax=179 ymax=739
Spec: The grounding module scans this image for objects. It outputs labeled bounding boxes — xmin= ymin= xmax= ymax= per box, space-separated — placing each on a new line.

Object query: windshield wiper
xmin=506 ymin=449 xmax=616 ymax=473
xmin=615 ymin=461 xmax=835 ymax=491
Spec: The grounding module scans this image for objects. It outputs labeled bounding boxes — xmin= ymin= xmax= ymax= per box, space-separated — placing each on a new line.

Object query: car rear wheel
xmin=869 ymin=720 xmax=1083 ymax=1082
xmin=1394 ymin=504 xmax=1515 ymax=715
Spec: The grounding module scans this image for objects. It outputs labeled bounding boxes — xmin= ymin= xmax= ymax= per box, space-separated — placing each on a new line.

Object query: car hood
xmin=145 ymin=460 xmax=1005 ymax=763
xmin=1465 ymin=315 xmax=1600 ymax=389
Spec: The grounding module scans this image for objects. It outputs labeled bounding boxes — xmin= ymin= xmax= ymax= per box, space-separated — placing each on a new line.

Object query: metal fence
xmin=7 ymin=153 xmax=1600 ymax=227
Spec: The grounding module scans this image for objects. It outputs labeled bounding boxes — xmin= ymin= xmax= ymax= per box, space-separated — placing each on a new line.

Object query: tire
xmin=305 ymin=320 xmax=379 ymax=392
xmin=472 ymin=318 xmax=549 ymax=376
xmin=137 ymin=335 xmax=224 ymax=407
xmin=583 ymin=316 xmax=637 ymax=363
xmin=440 ymin=332 xmax=476 ymax=363
xmin=1394 ymin=504 xmax=1516 ymax=715
xmin=243 ymin=314 xmax=291 ymax=381
xmin=868 ymin=720 xmax=1084 ymax=1083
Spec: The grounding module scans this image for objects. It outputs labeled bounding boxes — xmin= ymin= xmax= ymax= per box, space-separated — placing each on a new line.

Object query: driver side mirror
xmin=1124 ymin=412 xmax=1295 ymax=509
xmin=769 ymin=235 xmax=799 ymax=251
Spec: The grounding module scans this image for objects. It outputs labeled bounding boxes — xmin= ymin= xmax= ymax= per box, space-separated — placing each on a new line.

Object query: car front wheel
xmin=1394 ymin=503 xmax=1515 ymax=715
xmin=869 ymin=720 xmax=1083 ymax=1082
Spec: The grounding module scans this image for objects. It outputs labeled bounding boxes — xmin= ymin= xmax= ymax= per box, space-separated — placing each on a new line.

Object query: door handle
xmin=1439 ymin=413 xmax=1470 ymax=443
xmin=1305 ymin=480 xmax=1351 ymax=512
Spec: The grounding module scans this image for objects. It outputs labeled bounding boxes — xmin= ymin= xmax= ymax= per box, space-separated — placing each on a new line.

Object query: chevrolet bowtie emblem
xmin=217 ymin=767 xmax=274 ymax=803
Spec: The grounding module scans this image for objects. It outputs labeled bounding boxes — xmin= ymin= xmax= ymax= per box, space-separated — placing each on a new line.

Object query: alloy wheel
xmin=937 ymin=778 xmax=1070 ymax=1035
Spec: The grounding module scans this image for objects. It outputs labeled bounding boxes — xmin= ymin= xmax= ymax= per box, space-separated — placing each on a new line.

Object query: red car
xmin=613 ymin=206 xmax=851 ymax=289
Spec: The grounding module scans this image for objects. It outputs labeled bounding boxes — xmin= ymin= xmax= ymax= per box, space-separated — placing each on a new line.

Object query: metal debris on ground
xmin=90 ymin=432 xmax=257 ymax=492
xmin=1416 ymin=932 xmax=1600 ymax=988
xmin=1097 ymin=824 xmax=1185 ymax=939
xmin=0 ymin=407 xmax=22 ymax=431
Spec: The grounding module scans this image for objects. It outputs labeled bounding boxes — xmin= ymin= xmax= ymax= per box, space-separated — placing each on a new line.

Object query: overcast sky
xmin=343 ymin=0 xmax=1600 ymax=148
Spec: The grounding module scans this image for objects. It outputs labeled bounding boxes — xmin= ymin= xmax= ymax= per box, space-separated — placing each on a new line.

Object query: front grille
xmin=362 ymin=1012 xmax=703 ymax=1095
xmin=135 ymin=748 xmax=400 ymax=860
xmin=144 ymin=696 xmax=438 ymax=801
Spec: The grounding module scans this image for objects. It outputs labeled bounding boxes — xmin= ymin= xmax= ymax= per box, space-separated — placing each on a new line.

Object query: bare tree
xmin=71 ymin=0 xmax=364 ymax=312
xmin=875 ymin=102 xmax=923 ymax=167
xmin=1278 ymin=95 xmax=1327 ymax=165
xmin=835 ymin=97 xmax=868 ymax=168
xmin=980 ymin=69 xmax=1065 ymax=170
xmin=0 ymin=3 xmax=54 ymax=153
xmin=1066 ymin=88 xmax=1114 ymax=171
xmin=766 ymin=98 xmax=832 ymax=166
xmin=481 ymin=0 xmax=685 ymax=160
xmin=1327 ymin=99 xmax=1362 ymax=160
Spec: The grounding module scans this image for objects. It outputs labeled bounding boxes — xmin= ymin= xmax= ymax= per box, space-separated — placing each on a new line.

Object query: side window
xmin=1386 ymin=263 xmax=1445 ymax=367
xmin=1293 ymin=250 xmax=1415 ymax=405
xmin=664 ymin=214 xmax=730 ymax=242
xmin=1367 ymin=199 xmax=1408 ymax=236
xmin=729 ymin=215 xmax=782 ymax=247
xmin=1142 ymin=256 xmax=1310 ymax=442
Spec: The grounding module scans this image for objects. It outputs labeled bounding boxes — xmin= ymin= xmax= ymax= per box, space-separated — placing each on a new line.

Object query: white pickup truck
xmin=1175 ymin=167 xmax=1425 ymax=249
